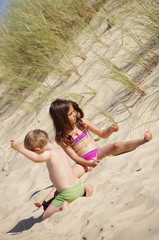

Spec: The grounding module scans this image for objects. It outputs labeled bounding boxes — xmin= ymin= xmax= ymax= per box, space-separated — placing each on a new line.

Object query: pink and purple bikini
xmin=73 ymin=130 xmax=100 ymax=162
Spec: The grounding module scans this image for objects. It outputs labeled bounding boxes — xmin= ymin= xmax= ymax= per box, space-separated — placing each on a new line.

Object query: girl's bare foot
xmin=144 ymin=131 xmax=152 ymax=142
xmin=85 ymin=184 xmax=93 ymax=197
xmin=34 ymin=201 xmax=43 ymax=208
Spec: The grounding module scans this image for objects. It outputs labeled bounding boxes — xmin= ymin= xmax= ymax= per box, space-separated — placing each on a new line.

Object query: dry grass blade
xmin=98 ymin=54 xmax=145 ymax=95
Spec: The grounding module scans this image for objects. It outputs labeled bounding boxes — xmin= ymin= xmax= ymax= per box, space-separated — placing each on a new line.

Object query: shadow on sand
xmin=6 ymin=215 xmax=42 ymax=235
xmin=29 ymin=184 xmax=53 ymax=200
xmin=6 ymin=185 xmax=54 ymax=235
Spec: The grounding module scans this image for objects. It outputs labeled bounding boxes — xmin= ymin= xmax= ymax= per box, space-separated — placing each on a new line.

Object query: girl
xmin=35 ymin=98 xmax=152 ymax=208
xmin=49 ymin=98 xmax=152 ymax=168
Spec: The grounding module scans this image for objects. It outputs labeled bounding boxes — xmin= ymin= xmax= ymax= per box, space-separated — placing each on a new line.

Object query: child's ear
xmin=34 ymin=147 xmax=42 ymax=153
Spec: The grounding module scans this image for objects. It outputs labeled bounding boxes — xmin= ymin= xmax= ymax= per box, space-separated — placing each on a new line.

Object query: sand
xmin=1 ymin=2 xmax=159 ymax=240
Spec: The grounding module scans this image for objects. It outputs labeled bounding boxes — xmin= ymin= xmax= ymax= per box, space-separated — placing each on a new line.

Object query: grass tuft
xmin=98 ymin=54 xmax=145 ymax=95
xmin=0 ymin=0 xmax=106 ymax=99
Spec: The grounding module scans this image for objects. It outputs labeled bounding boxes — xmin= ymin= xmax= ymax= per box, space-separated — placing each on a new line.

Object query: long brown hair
xmin=49 ymin=98 xmax=85 ymax=142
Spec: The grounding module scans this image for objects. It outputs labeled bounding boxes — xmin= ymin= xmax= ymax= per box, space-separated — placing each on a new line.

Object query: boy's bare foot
xmin=144 ymin=131 xmax=152 ymax=142
xmin=62 ymin=201 xmax=69 ymax=210
xmin=34 ymin=201 xmax=43 ymax=208
xmin=85 ymin=184 xmax=93 ymax=197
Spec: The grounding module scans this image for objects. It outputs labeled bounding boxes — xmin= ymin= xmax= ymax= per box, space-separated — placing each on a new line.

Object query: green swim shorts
xmin=52 ymin=181 xmax=85 ymax=207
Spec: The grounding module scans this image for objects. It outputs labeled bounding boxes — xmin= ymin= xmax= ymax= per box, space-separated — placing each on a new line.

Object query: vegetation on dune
xmin=0 ymin=0 xmax=159 ymax=111
xmin=98 ymin=55 xmax=145 ymax=95
xmin=136 ymin=0 xmax=159 ymax=42
xmin=0 ymin=0 xmax=106 ymax=97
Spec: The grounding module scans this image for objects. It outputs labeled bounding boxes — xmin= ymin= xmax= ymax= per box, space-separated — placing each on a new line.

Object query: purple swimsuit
xmin=82 ymin=148 xmax=100 ymax=161
xmin=73 ymin=130 xmax=100 ymax=161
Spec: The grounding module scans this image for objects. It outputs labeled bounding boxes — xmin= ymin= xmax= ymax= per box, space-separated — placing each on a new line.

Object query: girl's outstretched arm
xmin=82 ymin=119 xmax=119 ymax=139
xmin=10 ymin=140 xmax=49 ymax=163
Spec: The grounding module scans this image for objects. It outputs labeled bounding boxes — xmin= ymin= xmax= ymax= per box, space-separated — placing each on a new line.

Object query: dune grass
xmin=0 ymin=0 xmax=159 ymax=110
xmin=0 ymin=0 xmax=106 ymax=99
xmin=98 ymin=54 xmax=145 ymax=95
xmin=123 ymin=33 xmax=158 ymax=72
xmin=124 ymin=0 xmax=159 ymax=71
xmin=135 ymin=0 xmax=159 ymax=42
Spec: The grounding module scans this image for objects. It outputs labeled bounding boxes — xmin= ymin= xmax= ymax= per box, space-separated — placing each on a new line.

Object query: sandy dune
xmin=1 ymin=2 xmax=159 ymax=240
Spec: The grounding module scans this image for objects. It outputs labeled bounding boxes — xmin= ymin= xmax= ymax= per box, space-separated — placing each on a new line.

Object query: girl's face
xmin=67 ymin=104 xmax=77 ymax=125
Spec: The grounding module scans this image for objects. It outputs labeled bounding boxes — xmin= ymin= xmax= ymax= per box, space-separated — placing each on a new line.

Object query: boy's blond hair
xmin=24 ymin=129 xmax=50 ymax=151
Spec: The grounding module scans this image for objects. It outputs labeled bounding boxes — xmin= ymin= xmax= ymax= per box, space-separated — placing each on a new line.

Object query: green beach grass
xmin=0 ymin=0 xmax=159 ymax=110
xmin=0 ymin=0 xmax=106 ymax=99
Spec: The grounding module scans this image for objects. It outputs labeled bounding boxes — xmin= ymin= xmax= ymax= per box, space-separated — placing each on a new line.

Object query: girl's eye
xmin=67 ymin=135 xmax=72 ymax=140
xmin=68 ymin=110 xmax=76 ymax=116
xmin=73 ymin=110 xmax=77 ymax=115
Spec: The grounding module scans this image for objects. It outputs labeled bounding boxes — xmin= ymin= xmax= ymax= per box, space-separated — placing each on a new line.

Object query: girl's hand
xmin=87 ymin=160 xmax=100 ymax=167
xmin=110 ymin=124 xmax=119 ymax=132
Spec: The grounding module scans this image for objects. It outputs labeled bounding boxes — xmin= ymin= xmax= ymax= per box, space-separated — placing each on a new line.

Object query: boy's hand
xmin=10 ymin=139 xmax=20 ymax=150
xmin=110 ymin=124 xmax=119 ymax=132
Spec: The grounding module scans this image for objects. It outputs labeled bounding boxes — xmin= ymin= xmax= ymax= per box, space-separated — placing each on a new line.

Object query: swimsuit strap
xmin=73 ymin=129 xmax=89 ymax=145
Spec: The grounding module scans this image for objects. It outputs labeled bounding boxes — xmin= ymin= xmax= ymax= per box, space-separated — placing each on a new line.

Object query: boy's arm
xmin=10 ymin=140 xmax=49 ymax=163
xmin=82 ymin=118 xmax=119 ymax=138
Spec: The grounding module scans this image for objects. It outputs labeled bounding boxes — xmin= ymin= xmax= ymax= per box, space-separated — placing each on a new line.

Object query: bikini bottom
xmin=82 ymin=148 xmax=100 ymax=161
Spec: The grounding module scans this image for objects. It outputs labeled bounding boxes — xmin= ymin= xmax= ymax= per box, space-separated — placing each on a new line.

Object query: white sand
xmin=1 ymin=2 xmax=159 ymax=240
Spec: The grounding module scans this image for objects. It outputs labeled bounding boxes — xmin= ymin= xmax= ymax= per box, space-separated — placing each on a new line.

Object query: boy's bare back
xmin=45 ymin=143 xmax=78 ymax=191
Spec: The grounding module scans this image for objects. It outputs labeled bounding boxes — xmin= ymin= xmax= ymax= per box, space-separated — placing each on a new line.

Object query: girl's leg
xmin=42 ymin=201 xmax=69 ymax=221
xmin=97 ymin=131 xmax=152 ymax=159
xmin=34 ymin=187 xmax=57 ymax=208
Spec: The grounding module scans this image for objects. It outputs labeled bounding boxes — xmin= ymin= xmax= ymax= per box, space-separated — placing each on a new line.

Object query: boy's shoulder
xmin=49 ymin=145 xmax=62 ymax=156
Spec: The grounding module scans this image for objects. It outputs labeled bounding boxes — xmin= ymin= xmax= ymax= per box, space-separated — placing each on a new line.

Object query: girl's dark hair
xmin=49 ymin=98 xmax=85 ymax=142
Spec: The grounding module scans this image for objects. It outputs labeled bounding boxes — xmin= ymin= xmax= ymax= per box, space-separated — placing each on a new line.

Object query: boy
xmin=10 ymin=129 xmax=93 ymax=221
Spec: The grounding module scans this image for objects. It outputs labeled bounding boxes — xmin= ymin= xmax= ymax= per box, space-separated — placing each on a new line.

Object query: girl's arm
xmin=82 ymin=118 xmax=119 ymax=138
xmin=10 ymin=140 xmax=50 ymax=163
xmin=58 ymin=141 xmax=99 ymax=167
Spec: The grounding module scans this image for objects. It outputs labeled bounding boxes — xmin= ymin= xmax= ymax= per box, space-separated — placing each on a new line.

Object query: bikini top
xmin=73 ymin=129 xmax=89 ymax=145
